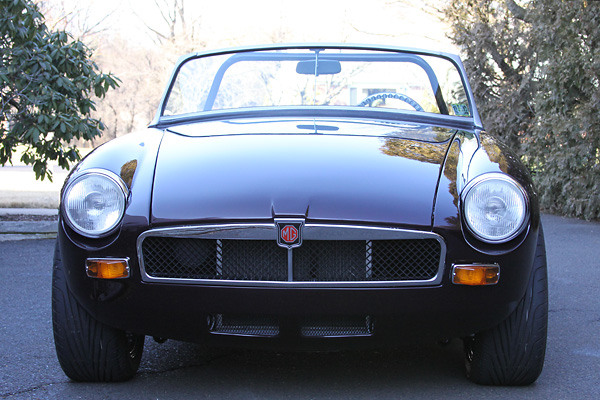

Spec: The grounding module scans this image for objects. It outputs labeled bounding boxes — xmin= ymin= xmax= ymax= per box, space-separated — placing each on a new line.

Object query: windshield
xmin=163 ymin=47 xmax=471 ymax=118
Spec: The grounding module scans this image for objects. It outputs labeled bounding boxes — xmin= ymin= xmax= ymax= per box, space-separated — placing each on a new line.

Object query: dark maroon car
xmin=52 ymin=44 xmax=547 ymax=385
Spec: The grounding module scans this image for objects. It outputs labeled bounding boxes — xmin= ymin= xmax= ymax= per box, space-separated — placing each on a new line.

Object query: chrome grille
xmin=139 ymin=223 xmax=444 ymax=287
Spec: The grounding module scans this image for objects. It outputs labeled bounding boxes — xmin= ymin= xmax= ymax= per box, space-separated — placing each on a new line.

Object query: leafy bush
xmin=443 ymin=0 xmax=600 ymax=220
xmin=0 ymin=0 xmax=119 ymax=180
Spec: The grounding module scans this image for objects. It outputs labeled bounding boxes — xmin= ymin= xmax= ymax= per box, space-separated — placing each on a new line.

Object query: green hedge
xmin=444 ymin=0 xmax=600 ymax=220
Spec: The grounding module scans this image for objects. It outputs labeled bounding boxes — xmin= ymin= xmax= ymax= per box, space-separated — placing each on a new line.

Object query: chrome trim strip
xmin=137 ymin=223 xmax=446 ymax=288
xmin=287 ymin=249 xmax=293 ymax=282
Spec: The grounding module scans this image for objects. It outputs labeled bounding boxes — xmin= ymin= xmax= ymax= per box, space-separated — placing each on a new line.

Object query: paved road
xmin=1 ymin=214 xmax=599 ymax=399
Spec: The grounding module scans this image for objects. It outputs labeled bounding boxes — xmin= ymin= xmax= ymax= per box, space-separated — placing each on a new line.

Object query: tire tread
xmin=52 ymin=241 xmax=143 ymax=382
xmin=465 ymin=227 xmax=548 ymax=385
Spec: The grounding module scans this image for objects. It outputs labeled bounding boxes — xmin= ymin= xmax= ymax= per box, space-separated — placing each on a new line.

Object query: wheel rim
xmin=463 ymin=336 xmax=475 ymax=376
xmin=126 ymin=333 xmax=142 ymax=361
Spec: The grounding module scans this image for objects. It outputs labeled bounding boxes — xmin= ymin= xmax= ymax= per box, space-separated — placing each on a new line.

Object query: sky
xmin=2 ymin=0 xmax=458 ymax=195
xmin=46 ymin=0 xmax=457 ymax=53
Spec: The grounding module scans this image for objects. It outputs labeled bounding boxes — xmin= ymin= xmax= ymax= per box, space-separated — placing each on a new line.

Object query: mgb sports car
xmin=52 ymin=44 xmax=548 ymax=385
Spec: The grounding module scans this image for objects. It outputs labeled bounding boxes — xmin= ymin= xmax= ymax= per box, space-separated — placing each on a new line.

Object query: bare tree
xmin=134 ymin=0 xmax=204 ymax=53
xmin=35 ymin=0 xmax=117 ymax=45
xmin=90 ymin=37 xmax=169 ymax=143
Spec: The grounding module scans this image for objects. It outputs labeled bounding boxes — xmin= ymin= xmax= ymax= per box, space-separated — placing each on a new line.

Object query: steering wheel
xmin=358 ymin=92 xmax=424 ymax=112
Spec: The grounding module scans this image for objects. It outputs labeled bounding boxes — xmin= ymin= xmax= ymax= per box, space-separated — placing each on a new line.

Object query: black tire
xmin=52 ymin=241 xmax=144 ymax=382
xmin=464 ymin=226 xmax=548 ymax=386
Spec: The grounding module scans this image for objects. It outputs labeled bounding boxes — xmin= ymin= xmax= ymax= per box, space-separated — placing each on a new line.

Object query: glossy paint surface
xmin=151 ymin=119 xmax=454 ymax=228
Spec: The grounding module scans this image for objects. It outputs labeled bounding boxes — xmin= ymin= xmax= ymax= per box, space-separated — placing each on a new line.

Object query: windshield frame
xmin=151 ymin=44 xmax=482 ymax=129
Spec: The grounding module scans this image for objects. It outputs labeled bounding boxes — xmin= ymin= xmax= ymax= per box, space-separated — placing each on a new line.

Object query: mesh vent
xmin=209 ymin=314 xmax=279 ymax=337
xmin=207 ymin=314 xmax=373 ymax=337
xmin=142 ymin=236 xmax=218 ymax=279
xmin=371 ymin=239 xmax=440 ymax=280
xmin=300 ymin=316 xmax=374 ymax=337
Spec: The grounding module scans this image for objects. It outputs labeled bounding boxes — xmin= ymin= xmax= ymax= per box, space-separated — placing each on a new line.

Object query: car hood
xmin=150 ymin=119 xmax=456 ymax=229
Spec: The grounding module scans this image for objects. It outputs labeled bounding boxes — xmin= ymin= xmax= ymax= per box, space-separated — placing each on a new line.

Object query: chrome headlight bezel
xmin=460 ymin=173 xmax=530 ymax=244
xmin=61 ymin=169 xmax=128 ymax=238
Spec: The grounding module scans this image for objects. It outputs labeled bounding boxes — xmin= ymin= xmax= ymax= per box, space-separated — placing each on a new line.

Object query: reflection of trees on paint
xmin=380 ymin=140 xmax=447 ymax=165
xmin=120 ymin=160 xmax=138 ymax=188
xmin=480 ymin=135 xmax=509 ymax=173
xmin=379 ymin=126 xmax=455 ymax=165
xmin=443 ymin=142 xmax=460 ymax=209
xmin=380 ymin=133 xmax=462 ymax=221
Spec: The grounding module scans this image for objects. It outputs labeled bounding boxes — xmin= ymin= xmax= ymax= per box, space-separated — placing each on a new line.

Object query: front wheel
xmin=52 ymin=241 xmax=144 ymax=382
xmin=464 ymin=226 xmax=548 ymax=385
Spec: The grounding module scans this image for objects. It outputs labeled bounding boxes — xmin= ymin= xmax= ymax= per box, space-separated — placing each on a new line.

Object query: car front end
xmin=53 ymin=44 xmax=547 ymax=385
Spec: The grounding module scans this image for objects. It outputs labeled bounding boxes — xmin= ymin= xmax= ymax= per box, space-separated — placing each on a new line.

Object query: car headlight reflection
xmin=462 ymin=173 xmax=529 ymax=243
xmin=62 ymin=169 xmax=128 ymax=238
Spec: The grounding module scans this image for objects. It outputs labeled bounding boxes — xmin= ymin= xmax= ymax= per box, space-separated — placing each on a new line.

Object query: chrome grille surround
xmin=137 ymin=223 xmax=446 ymax=287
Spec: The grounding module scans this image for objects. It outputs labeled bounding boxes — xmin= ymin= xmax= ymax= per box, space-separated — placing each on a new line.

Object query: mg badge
xmin=281 ymin=225 xmax=298 ymax=243
xmin=275 ymin=219 xmax=304 ymax=249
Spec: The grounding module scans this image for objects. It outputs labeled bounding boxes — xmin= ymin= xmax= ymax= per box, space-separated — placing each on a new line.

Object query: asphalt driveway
xmin=0 ymin=214 xmax=598 ymax=399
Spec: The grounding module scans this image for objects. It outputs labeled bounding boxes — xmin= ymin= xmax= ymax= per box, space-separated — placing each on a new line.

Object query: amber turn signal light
xmin=452 ymin=264 xmax=499 ymax=286
xmin=86 ymin=258 xmax=130 ymax=279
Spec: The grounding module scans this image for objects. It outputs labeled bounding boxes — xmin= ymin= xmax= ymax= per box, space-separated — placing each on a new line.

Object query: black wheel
xmin=52 ymin=241 xmax=144 ymax=382
xmin=463 ymin=226 xmax=548 ymax=385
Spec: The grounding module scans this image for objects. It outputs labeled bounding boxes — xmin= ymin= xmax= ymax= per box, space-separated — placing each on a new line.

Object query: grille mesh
xmin=371 ymin=239 xmax=440 ymax=280
xmin=300 ymin=316 xmax=374 ymax=337
xmin=207 ymin=314 xmax=373 ymax=337
xmin=209 ymin=314 xmax=279 ymax=337
xmin=143 ymin=236 xmax=217 ymax=279
xmin=141 ymin=236 xmax=441 ymax=282
xmin=220 ymin=240 xmax=288 ymax=281
xmin=294 ymin=241 xmax=366 ymax=281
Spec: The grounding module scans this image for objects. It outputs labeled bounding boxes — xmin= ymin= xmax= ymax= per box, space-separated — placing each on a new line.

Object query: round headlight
xmin=62 ymin=169 xmax=128 ymax=238
xmin=461 ymin=173 xmax=529 ymax=243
